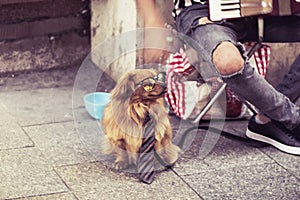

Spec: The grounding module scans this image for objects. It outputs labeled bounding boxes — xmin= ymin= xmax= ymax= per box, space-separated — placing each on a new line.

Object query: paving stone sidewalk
xmin=0 ymin=67 xmax=299 ymax=200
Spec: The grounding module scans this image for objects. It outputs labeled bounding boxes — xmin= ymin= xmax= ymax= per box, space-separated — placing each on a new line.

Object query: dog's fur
xmin=102 ymin=69 xmax=181 ymax=170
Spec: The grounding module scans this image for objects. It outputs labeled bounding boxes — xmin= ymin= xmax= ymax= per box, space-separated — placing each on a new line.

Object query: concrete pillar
xmin=91 ymin=0 xmax=137 ymax=81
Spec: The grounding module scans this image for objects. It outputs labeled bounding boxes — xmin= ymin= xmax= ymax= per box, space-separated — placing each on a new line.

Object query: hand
xmin=136 ymin=0 xmax=173 ymax=64
xmin=140 ymin=28 xmax=173 ymax=64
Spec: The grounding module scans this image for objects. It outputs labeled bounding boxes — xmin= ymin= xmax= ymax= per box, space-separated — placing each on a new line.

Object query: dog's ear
xmin=110 ymin=72 xmax=135 ymax=100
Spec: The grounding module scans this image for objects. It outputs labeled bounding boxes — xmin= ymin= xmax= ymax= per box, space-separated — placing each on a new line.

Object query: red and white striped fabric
xmin=165 ymin=44 xmax=271 ymax=119
xmin=253 ymin=44 xmax=271 ymax=78
xmin=165 ymin=48 xmax=195 ymax=118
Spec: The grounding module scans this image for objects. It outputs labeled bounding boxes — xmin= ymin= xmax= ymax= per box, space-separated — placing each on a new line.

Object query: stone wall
xmin=0 ymin=0 xmax=91 ymax=75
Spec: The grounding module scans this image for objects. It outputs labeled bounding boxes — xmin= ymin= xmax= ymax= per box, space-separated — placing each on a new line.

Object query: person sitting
xmin=136 ymin=0 xmax=300 ymax=155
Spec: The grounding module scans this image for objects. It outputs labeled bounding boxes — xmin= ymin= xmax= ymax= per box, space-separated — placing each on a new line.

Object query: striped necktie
xmin=137 ymin=116 xmax=156 ymax=184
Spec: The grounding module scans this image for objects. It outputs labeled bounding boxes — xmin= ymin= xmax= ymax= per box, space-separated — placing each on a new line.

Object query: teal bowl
xmin=84 ymin=92 xmax=110 ymax=120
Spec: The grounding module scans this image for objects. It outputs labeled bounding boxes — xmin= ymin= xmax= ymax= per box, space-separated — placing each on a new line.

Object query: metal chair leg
xmin=192 ymin=82 xmax=227 ymax=124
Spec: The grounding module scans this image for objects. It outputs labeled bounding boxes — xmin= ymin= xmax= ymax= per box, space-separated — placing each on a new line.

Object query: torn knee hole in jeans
xmin=213 ymin=40 xmax=246 ymax=59
xmin=220 ymin=66 xmax=245 ymax=78
xmin=221 ymin=63 xmax=255 ymax=79
xmin=212 ymin=41 xmax=248 ymax=79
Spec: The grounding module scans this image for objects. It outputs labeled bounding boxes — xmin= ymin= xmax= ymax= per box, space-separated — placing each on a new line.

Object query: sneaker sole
xmin=246 ymin=128 xmax=300 ymax=155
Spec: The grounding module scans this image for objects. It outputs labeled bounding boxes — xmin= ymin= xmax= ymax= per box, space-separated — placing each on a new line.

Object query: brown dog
xmin=102 ymin=69 xmax=180 ymax=170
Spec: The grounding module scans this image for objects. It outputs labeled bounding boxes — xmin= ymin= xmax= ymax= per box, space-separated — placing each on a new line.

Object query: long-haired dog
xmin=102 ymin=69 xmax=181 ymax=170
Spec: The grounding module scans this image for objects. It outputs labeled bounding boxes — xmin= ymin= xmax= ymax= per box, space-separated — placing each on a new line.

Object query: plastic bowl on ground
xmin=84 ymin=92 xmax=110 ymax=120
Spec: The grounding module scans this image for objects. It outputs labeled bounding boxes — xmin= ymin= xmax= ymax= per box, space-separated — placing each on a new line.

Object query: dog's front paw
xmin=113 ymin=160 xmax=129 ymax=170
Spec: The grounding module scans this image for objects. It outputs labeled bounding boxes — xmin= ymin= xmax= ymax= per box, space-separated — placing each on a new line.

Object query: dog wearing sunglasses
xmin=102 ymin=69 xmax=180 ymax=170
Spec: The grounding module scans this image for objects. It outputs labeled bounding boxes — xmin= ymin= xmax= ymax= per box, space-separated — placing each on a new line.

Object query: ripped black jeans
xmin=175 ymin=4 xmax=300 ymax=130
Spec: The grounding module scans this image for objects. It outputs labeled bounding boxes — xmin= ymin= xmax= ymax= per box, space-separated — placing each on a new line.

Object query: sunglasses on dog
xmin=135 ymin=72 xmax=166 ymax=92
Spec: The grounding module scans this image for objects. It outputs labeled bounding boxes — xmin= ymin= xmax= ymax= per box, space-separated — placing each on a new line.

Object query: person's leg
xmin=256 ymin=55 xmax=300 ymax=138
xmin=188 ymin=23 xmax=300 ymax=131
xmin=175 ymin=5 xmax=300 ymax=154
xmin=191 ymin=24 xmax=300 ymax=154
xmin=251 ymin=16 xmax=300 ymax=137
